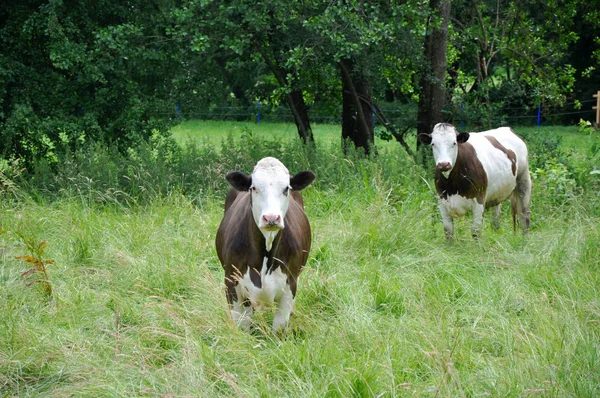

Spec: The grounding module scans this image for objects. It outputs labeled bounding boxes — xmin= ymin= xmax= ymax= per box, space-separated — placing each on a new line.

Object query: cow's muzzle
xmin=261 ymin=214 xmax=283 ymax=230
xmin=436 ymin=162 xmax=452 ymax=172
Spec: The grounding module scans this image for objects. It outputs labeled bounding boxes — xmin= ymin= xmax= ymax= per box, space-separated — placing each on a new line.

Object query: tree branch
xmin=359 ymin=96 xmax=415 ymax=158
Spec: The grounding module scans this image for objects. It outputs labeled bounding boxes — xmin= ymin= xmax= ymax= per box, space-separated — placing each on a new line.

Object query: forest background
xmin=2 ymin=0 xmax=600 ymax=168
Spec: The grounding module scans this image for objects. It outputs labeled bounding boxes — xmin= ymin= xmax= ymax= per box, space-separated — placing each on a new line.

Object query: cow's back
xmin=476 ymin=127 xmax=528 ymax=172
xmin=467 ymin=127 xmax=527 ymax=206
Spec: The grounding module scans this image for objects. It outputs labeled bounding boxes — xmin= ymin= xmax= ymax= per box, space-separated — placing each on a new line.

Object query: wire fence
xmin=165 ymin=98 xmax=598 ymax=127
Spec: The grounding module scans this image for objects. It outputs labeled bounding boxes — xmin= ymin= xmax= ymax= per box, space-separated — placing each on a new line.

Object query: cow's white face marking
xmin=250 ymin=157 xmax=291 ymax=250
xmin=430 ymin=123 xmax=460 ymax=178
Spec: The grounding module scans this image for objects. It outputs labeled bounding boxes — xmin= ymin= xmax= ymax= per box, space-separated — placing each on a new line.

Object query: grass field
xmin=1 ymin=121 xmax=599 ymax=396
xmin=172 ymin=120 xmax=343 ymax=147
xmin=171 ymin=120 xmax=592 ymax=151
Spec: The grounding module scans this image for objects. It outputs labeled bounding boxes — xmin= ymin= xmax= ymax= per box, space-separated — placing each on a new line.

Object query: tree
xmin=448 ymin=0 xmax=581 ymax=127
xmin=0 ymin=0 xmax=183 ymax=167
xmin=566 ymin=0 xmax=600 ymax=123
xmin=340 ymin=58 xmax=374 ymax=154
xmin=172 ymin=0 xmax=317 ymax=143
xmin=416 ymin=0 xmax=451 ymax=147
xmin=304 ymin=1 xmax=424 ymax=155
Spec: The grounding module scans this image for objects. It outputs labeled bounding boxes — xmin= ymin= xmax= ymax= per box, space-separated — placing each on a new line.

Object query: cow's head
xmin=226 ymin=157 xmax=315 ymax=233
xmin=418 ymin=123 xmax=470 ymax=176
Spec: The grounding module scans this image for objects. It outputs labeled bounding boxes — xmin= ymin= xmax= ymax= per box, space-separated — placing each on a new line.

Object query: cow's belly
xmin=239 ymin=258 xmax=288 ymax=310
xmin=439 ymin=195 xmax=478 ymax=217
xmin=484 ymin=172 xmax=516 ymax=207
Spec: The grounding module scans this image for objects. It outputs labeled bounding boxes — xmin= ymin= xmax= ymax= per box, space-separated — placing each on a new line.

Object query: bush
xmin=518 ymin=129 xmax=564 ymax=170
xmin=530 ymin=158 xmax=579 ymax=206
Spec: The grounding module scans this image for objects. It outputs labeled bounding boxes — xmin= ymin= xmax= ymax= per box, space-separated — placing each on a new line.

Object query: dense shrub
xmin=518 ymin=129 xmax=565 ymax=170
xmin=7 ymin=126 xmax=419 ymax=207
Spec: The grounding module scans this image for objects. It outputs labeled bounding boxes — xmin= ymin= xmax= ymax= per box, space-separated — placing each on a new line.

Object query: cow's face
xmin=418 ymin=123 xmax=470 ymax=176
xmin=226 ymin=157 xmax=315 ymax=233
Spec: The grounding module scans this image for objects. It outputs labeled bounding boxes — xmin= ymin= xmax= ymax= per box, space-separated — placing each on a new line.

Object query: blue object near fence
xmin=537 ymin=103 xmax=541 ymax=126
xmin=372 ymin=106 xmax=376 ymax=125
xmin=257 ymin=100 xmax=261 ymax=123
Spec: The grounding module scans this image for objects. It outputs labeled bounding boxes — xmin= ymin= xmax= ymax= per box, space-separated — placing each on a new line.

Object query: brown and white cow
xmin=418 ymin=123 xmax=532 ymax=238
xmin=215 ymin=157 xmax=315 ymax=333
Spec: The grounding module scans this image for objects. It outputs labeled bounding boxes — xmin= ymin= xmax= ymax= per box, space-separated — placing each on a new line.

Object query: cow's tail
xmin=511 ymin=192 xmax=518 ymax=231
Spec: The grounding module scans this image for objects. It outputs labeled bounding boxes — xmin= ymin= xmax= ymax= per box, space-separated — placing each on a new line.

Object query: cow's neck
xmin=262 ymin=230 xmax=279 ymax=252
xmin=435 ymin=142 xmax=487 ymax=203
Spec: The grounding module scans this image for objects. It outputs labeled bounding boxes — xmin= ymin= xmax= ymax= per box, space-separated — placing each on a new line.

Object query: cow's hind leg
xmin=491 ymin=204 xmax=502 ymax=231
xmin=515 ymin=170 xmax=532 ymax=232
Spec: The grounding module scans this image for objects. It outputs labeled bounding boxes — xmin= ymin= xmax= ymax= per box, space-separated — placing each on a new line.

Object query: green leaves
xmin=1 ymin=1 xmax=184 ymax=167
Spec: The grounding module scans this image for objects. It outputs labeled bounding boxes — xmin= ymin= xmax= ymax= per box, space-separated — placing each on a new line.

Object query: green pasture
xmin=170 ymin=120 xmax=589 ymax=151
xmin=1 ymin=121 xmax=599 ymax=396
xmin=172 ymin=120 xmax=349 ymax=148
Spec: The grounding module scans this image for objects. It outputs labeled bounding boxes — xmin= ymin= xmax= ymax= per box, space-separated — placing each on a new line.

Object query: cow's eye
xmin=251 ymin=186 xmax=256 ymax=192
xmin=283 ymin=187 xmax=289 ymax=196
xmin=453 ymin=142 xmax=457 ymax=146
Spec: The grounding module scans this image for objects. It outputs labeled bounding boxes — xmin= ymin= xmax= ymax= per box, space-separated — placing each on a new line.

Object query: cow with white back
xmin=418 ymin=123 xmax=532 ymax=239
xmin=215 ymin=157 xmax=315 ymax=333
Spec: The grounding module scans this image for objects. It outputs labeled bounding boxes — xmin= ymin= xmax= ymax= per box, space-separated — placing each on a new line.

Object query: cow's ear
xmin=457 ymin=132 xmax=470 ymax=143
xmin=226 ymin=171 xmax=252 ymax=191
xmin=417 ymin=133 xmax=432 ymax=145
xmin=290 ymin=171 xmax=316 ymax=191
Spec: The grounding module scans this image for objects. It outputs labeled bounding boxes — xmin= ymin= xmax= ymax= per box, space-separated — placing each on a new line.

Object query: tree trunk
xmin=417 ymin=0 xmax=451 ymax=150
xmin=286 ymin=90 xmax=314 ymax=144
xmin=254 ymin=39 xmax=314 ymax=144
xmin=340 ymin=58 xmax=374 ymax=155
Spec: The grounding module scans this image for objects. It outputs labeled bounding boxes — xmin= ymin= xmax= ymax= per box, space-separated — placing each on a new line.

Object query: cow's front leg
xmin=439 ymin=203 xmax=454 ymax=240
xmin=231 ymin=283 xmax=253 ymax=330
xmin=273 ymin=283 xmax=294 ymax=334
xmin=471 ymin=202 xmax=485 ymax=238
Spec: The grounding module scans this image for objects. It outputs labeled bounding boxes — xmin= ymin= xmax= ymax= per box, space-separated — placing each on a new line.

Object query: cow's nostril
xmin=437 ymin=162 xmax=451 ymax=172
xmin=262 ymin=214 xmax=281 ymax=225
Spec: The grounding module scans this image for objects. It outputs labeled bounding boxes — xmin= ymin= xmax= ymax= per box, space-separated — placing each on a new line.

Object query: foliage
xmin=448 ymin=0 xmax=583 ymax=128
xmin=531 ymin=158 xmax=579 ymax=206
xmin=0 ymin=0 xmax=181 ymax=168
xmin=16 ymin=237 xmax=53 ymax=298
xmin=2 ymin=1 xmax=599 ymax=167
xmin=517 ymin=129 xmax=565 ymax=170
xmin=0 ymin=157 xmax=24 ymax=198
xmin=578 ymin=118 xmax=597 ymax=137
xmin=576 ymin=119 xmax=600 ymax=189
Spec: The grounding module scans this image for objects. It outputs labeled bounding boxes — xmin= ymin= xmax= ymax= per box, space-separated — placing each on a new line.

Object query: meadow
xmin=1 ymin=121 xmax=599 ymax=397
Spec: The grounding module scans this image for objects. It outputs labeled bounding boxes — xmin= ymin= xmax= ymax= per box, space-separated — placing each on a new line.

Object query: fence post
xmin=593 ymin=91 xmax=600 ymax=126
xmin=537 ymin=103 xmax=541 ymax=126
xmin=257 ymin=100 xmax=261 ymax=123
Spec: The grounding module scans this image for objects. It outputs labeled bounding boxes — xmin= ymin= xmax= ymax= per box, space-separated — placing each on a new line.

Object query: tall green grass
xmin=1 ymin=122 xmax=599 ymax=396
